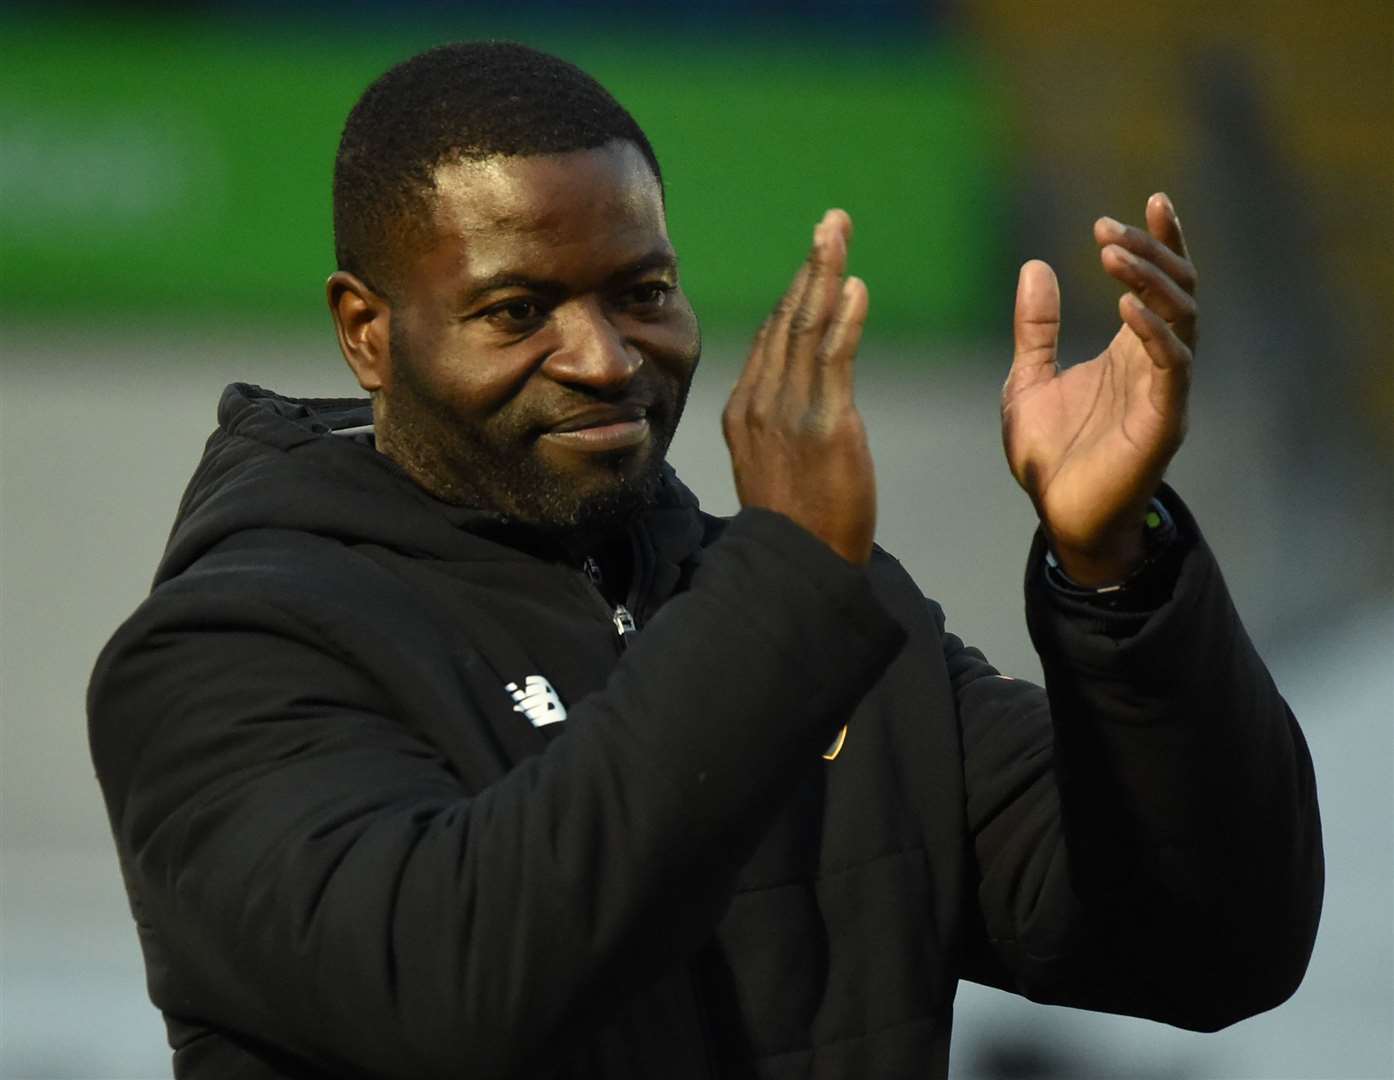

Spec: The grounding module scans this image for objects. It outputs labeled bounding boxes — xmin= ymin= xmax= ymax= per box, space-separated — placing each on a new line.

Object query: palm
xmin=1004 ymin=325 xmax=1179 ymax=555
xmin=1001 ymin=196 xmax=1197 ymax=581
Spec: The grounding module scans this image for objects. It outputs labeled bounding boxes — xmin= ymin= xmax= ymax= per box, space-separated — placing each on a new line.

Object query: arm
xmin=960 ymin=195 xmax=1321 ymax=1025
xmin=89 ymin=514 xmax=903 ymax=1079
xmin=954 ymin=494 xmax=1323 ymax=1029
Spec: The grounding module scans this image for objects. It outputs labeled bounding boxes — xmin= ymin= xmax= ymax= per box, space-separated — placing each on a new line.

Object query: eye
xmin=621 ymin=282 xmax=672 ymax=310
xmin=482 ymin=298 xmax=547 ymax=329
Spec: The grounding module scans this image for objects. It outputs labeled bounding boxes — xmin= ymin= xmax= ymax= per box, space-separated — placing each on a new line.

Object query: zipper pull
xmin=583 ymin=556 xmax=603 ymax=586
xmin=612 ymin=604 xmax=637 ymax=643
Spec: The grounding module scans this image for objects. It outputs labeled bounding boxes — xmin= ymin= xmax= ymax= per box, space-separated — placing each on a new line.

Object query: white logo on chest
xmin=505 ymin=675 xmax=568 ymax=727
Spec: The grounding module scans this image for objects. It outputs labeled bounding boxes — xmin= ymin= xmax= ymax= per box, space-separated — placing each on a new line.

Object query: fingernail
xmin=1113 ymin=245 xmax=1138 ymax=264
xmin=1099 ymin=216 xmax=1124 ymax=237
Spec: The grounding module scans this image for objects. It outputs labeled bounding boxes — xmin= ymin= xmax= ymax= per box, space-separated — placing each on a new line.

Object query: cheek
xmin=425 ymin=336 xmax=541 ymax=420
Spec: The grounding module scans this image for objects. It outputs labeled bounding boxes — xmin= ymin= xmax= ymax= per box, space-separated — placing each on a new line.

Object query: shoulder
xmin=148 ymin=530 xmax=397 ymax=635
xmin=93 ymin=530 xmax=434 ymax=696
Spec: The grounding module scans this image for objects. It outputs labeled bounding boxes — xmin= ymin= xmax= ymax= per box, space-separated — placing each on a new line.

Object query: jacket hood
xmin=154 ymin=383 xmax=702 ymax=588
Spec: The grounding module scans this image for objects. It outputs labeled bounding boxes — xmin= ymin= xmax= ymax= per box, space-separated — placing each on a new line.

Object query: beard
xmin=380 ymin=323 xmax=691 ymax=533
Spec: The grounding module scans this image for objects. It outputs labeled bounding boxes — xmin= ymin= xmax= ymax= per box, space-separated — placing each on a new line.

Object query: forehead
xmin=417 ymin=141 xmax=669 ymax=285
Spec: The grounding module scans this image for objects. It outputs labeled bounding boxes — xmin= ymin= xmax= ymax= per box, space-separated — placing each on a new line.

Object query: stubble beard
xmin=378 ymin=332 xmax=688 ymax=534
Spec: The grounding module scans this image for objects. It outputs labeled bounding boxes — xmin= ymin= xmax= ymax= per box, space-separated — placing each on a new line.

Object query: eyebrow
xmin=456 ymin=249 xmax=679 ymax=308
xmin=610 ymin=250 xmax=680 ymax=283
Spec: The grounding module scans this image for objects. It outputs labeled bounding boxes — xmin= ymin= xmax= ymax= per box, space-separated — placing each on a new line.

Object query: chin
xmin=547 ymin=469 xmax=663 ymax=532
xmin=500 ymin=448 xmax=666 ymax=533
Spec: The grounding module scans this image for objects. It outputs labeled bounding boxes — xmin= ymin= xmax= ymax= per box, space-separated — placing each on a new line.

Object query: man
xmin=88 ymin=41 xmax=1322 ymax=1079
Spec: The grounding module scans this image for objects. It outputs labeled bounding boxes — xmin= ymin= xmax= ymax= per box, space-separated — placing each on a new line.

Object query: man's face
xmin=377 ymin=140 xmax=700 ymax=531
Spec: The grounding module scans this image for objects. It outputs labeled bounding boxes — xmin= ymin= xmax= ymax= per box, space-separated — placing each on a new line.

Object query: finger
xmin=728 ymin=313 xmax=772 ymax=418
xmin=813 ymin=275 xmax=869 ymax=406
xmin=1146 ymin=192 xmax=1190 ymax=261
xmin=1099 ymin=244 xmax=1197 ymax=349
xmin=1094 ymin=215 xmax=1196 ymax=296
xmin=737 ymin=239 xmax=813 ymax=407
xmin=783 ymin=210 xmax=851 ymax=374
xmin=1120 ymin=292 xmax=1192 ymax=427
xmin=1005 ymin=260 xmax=1060 ymax=400
xmin=753 ymin=211 xmax=845 ymax=399
xmin=1120 ymin=291 xmax=1192 ymax=373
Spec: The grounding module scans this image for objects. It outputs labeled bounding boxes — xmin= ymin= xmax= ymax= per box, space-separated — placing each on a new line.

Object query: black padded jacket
xmin=87 ymin=383 xmax=1323 ymax=1078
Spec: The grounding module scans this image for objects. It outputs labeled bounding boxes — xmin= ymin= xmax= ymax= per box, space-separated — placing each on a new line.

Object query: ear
xmin=327 ymin=271 xmax=393 ymax=393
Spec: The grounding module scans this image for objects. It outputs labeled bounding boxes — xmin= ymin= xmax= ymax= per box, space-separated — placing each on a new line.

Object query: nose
xmin=541 ymin=298 xmax=641 ymax=392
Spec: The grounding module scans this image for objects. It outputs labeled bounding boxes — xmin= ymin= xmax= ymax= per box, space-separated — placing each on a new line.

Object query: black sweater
xmin=88 ymin=383 xmax=1323 ymax=1078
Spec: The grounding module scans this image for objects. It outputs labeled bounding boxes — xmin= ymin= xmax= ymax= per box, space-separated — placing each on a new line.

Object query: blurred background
xmin=2 ymin=1 xmax=1390 ymax=1076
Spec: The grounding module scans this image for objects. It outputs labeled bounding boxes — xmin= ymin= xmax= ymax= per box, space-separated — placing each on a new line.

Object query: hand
xmin=723 ymin=209 xmax=876 ymax=565
xmin=1002 ymin=193 xmax=1197 ymax=586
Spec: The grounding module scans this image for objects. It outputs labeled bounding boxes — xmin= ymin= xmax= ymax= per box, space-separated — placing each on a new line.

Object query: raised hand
xmin=723 ymin=209 xmax=876 ymax=565
xmin=1002 ymin=193 xmax=1197 ymax=586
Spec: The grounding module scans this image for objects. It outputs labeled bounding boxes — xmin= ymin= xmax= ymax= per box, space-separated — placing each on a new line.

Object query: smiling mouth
xmin=541 ymin=406 xmax=651 ymax=452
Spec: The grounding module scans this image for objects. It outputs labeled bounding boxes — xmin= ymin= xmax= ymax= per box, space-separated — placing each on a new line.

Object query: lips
xmin=540 ymin=403 xmax=653 ymax=453
xmin=546 ymin=403 xmax=648 ymax=434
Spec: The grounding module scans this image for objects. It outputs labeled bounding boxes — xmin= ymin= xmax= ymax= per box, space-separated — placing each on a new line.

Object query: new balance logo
xmin=505 ymin=676 xmax=567 ymax=728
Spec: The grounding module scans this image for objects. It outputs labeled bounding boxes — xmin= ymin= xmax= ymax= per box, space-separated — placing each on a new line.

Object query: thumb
xmin=1006 ymin=260 xmax=1060 ymax=398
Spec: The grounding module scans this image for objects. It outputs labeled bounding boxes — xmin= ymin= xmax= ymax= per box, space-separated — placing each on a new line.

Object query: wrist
xmin=1047 ymin=526 xmax=1148 ymax=588
xmin=1044 ymin=499 xmax=1181 ymax=606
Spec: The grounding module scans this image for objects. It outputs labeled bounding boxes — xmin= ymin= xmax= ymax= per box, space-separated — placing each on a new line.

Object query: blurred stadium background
xmin=2 ymin=2 xmax=1390 ymax=1076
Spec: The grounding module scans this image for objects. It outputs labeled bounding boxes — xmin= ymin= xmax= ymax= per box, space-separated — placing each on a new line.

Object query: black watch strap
xmin=1043 ymin=498 xmax=1181 ymax=612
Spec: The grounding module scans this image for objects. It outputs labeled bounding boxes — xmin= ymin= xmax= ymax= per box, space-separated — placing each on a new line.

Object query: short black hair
xmin=332 ymin=41 xmax=663 ymax=297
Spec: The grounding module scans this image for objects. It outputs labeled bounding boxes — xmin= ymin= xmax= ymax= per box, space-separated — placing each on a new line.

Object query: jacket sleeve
xmin=952 ymin=490 xmax=1323 ymax=1030
xmin=87 ymin=510 xmax=905 ymax=1079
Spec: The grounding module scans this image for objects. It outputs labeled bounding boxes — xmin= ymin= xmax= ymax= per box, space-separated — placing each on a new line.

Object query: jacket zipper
xmin=582 ymin=555 xmax=637 ymax=651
